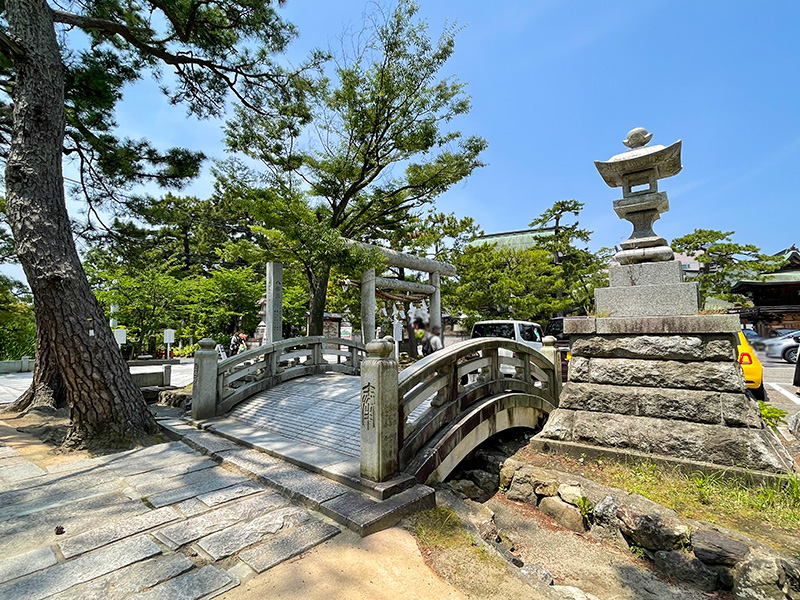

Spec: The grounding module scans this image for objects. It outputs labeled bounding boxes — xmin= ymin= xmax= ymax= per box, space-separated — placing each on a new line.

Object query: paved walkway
xmin=0 ymin=361 xmax=196 ymax=405
xmin=0 ymin=438 xmax=340 ymax=600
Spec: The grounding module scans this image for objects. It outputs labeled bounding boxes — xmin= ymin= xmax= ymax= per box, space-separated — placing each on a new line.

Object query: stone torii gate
xmin=355 ymin=242 xmax=457 ymax=345
xmin=256 ymin=245 xmax=456 ymax=346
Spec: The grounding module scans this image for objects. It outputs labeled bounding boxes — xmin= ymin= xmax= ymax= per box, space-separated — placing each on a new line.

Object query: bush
xmin=172 ymin=343 xmax=200 ymax=358
xmin=0 ymin=325 xmax=35 ymax=361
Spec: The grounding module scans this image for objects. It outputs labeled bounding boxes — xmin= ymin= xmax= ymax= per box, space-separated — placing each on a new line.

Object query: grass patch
xmin=409 ymin=507 xmax=474 ymax=549
xmin=599 ymin=461 xmax=800 ymax=532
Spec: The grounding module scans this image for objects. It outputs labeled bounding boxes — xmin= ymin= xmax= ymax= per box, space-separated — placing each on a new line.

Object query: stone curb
xmin=529 ymin=438 xmax=796 ymax=486
xmin=157 ymin=419 xmax=435 ymax=537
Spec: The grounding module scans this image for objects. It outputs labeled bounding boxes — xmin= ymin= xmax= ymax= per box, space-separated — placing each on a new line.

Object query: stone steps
xmin=158 ymin=417 xmax=435 ymax=536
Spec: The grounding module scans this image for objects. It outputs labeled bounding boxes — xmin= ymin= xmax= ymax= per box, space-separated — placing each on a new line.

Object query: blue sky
xmin=6 ymin=1 xmax=800 ymax=281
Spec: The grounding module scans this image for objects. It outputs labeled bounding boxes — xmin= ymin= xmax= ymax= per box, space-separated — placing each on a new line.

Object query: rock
xmin=448 ymin=479 xmax=483 ymax=499
xmin=551 ymin=585 xmax=602 ymax=600
xmin=733 ymin=557 xmax=789 ymax=600
xmin=472 ymin=449 xmax=508 ymax=474
xmin=499 ymin=458 xmax=522 ymax=489
xmin=780 ymin=558 xmax=800 ymax=597
xmin=538 ymin=496 xmax=586 ymax=533
xmin=592 ymin=495 xmax=620 ymax=527
xmin=584 ymin=357 xmax=745 ymax=393
xmin=568 ymin=357 xmax=590 ymax=381
xmin=435 ymin=488 xmax=497 ymax=542
xmin=131 ymin=565 xmax=233 ymax=600
xmin=692 ymin=529 xmax=750 ymax=566
xmin=654 ymin=550 xmax=719 ymax=592
xmin=559 ymin=382 xmax=762 ymax=427
xmin=557 ymin=484 xmax=583 ymax=506
xmin=463 ymin=469 xmax=498 ymax=494
xmin=506 ymin=466 xmax=559 ymax=504
xmin=566 ymin=411 xmax=795 ymax=473
xmin=589 ymin=496 xmax=627 ymax=544
xmin=536 ymin=409 xmax=575 ymax=441
xmin=157 ymin=388 xmax=191 ymax=409
xmin=238 ymin=520 xmax=340 ymax=573
xmin=570 ymin=334 xmax=736 ymax=362
xmin=709 ymin=564 xmax=736 ymax=590
xmin=789 ymin=412 xmax=800 ymax=438
xmin=521 ymin=564 xmax=554 ymax=586
xmin=614 ymin=503 xmax=690 ymax=551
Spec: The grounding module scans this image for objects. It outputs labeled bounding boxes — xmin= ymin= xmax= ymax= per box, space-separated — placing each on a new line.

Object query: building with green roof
xmin=468 ymin=226 xmax=557 ymax=251
xmin=731 ymin=245 xmax=800 ymax=333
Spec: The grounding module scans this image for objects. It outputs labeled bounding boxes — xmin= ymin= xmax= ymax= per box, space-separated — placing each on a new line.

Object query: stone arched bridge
xmin=183 ymin=334 xmax=561 ymax=533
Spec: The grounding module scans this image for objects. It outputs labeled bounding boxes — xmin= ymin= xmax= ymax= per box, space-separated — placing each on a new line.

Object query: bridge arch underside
xmin=405 ymin=393 xmax=552 ymax=485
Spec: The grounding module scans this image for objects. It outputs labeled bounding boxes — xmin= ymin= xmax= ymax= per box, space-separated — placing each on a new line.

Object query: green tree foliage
xmin=672 ymin=229 xmax=784 ymax=304
xmin=0 ymin=0 xmax=324 ymax=443
xmin=224 ymin=0 xmax=486 ymax=333
xmin=453 ymin=244 xmax=567 ymax=329
xmin=0 ymin=274 xmax=35 ymax=360
xmin=530 ymin=200 xmax=611 ymax=314
xmin=0 ymin=201 xmax=34 ymax=360
xmin=86 ymin=219 xmax=264 ymax=349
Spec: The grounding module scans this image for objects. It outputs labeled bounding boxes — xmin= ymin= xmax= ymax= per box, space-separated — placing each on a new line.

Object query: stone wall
xmin=534 ymin=328 xmax=795 ymax=474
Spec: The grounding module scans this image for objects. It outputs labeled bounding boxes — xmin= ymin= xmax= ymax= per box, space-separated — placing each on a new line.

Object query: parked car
xmin=737 ymin=331 xmax=765 ymax=400
xmin=470 ymin=320 xmax=544 ymax=349
xmin=769 ymin=328 xmax=799 ymax=338
xmin=751 ymin=328 xmax=798 ymax=351
xmin=763 ymin=332 xmax=799 ymax=364
xmin=545 ymin=317 xmax=571 ymax=381
xmin=470 ymin=320 xmax=544 ymax=377
xmin=740 ymin=328 xmax=764 ymax=347
xmin=544 ymin=317 xmax=568 ymax=342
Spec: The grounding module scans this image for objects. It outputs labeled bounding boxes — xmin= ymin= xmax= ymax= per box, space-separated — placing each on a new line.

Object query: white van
xmin=469 ymin=320 xmax=545 ymax=378
xmin=470 ymin=320 xmax=544 ymax=350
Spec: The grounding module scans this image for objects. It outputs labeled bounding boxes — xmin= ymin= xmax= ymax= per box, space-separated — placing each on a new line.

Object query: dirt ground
xmin=487 ymin=495 xmax=714 ymax=600
xmin=0 ymin=408 xmax=92 ymax=468
xmin=218 ymin=528 xmax=470 ymax=600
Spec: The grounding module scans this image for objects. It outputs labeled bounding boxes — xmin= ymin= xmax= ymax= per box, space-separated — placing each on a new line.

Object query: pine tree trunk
xmin=4 ymin=325 xmax=65 ymax=413
xmin=4 ymin=0 xmax=158 ymax=449
xmin=307 ymin=267 xmax=330 ymax=336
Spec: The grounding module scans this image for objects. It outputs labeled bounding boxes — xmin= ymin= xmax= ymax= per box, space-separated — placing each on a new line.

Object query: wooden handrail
xmin=396 ymin=336 xmax=559 ymax=452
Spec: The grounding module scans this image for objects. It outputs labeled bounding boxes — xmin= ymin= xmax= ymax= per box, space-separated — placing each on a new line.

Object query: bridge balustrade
xmin=192 ymin=336 xmax=366 ymax=420
xmin=360 ymin=336 xmax=561 ymax=482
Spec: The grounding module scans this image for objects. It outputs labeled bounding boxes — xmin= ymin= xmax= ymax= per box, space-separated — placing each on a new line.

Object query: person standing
xmin=794 ymin=335 xmax=800 ymax=395
xmin=422 ymin=325 xmax=444 ymax=356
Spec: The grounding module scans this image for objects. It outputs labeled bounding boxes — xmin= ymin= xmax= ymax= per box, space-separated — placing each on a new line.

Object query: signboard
xmin=340 ymin=325 xmax=353 ymax=340
xmin=113 ymin=328 xmax=127 ymax=347
xmin=163 ymin=329 xmax=176 ymax=344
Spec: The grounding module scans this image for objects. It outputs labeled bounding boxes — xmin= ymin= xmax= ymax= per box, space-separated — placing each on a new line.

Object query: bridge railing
xmin=192 ymin=336 xmax=366 ymax=420
xmin=360 ymin=336 xmax=561 ymax=482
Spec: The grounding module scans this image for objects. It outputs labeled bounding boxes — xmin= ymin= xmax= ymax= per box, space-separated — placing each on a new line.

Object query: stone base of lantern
xmin=531 ymin=314 xmax=796 ymax=474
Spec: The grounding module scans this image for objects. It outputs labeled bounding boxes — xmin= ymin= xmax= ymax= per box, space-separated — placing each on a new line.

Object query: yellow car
xmin=737 ymin=331 xmax=765 ymax=400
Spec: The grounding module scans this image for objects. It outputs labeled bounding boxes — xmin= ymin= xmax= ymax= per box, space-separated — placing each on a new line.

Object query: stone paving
xmin=0 ymin=439 xmax=341 ymax=600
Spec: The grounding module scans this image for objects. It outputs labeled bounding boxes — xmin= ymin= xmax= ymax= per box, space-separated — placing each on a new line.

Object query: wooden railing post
xmin=192 ymin=338 xmax=219 ymax=420
xmin=541 ymin=336 xmax=562 ymax=401
xmin=360 ymin=336 xmax=399 ymax=482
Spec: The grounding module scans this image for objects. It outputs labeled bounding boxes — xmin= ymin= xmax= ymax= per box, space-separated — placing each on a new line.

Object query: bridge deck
xmin=228 ymin=372 xmax=363 ymax=458
xmin=221 ymin=372 xmax=431 ymax=463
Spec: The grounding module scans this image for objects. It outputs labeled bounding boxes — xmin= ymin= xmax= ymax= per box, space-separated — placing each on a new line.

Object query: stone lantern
xmin=532 ymin=128 xmax=795 ymax=475
xmin=594 ymin=127 xmax=681 ymax=265
xmin=592 ymin=129 xmax=699 ymax=318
